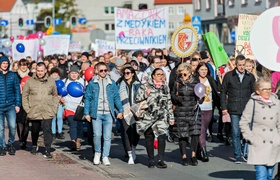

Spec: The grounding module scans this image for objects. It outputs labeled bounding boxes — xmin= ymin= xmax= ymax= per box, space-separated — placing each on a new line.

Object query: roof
xmin=0 ymin=0 xmax=16 ymax=12
xmin=154 ymin=0 xmax=192 ymax=4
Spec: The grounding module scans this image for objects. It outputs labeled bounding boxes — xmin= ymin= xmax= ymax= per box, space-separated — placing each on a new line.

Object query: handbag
xmin=243 ymin=99 xmax=255 ymax=161
xmin=73 ymin=97 xmax=87 ymax=122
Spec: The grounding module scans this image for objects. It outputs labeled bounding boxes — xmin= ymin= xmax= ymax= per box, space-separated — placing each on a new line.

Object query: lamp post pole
xmin=52 ymin=0 xmax=55 ymax=32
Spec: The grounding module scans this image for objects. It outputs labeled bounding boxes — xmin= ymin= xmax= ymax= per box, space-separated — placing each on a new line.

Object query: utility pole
xmin=52 ymin=0 xmax=55 ymax=32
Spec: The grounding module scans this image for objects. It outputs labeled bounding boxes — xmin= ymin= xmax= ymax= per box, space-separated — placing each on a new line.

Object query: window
xmin=241 ymin=0 xmax=248 ymax=5
xmin=123 ymin=3 xmax=132 ymax=9
xmin=195 ymin=0 xmax=201 ymax=10
xmin=169 ymin=22 xmax=174 ymax=29
xmin=104 ymin=6 xmax=115 ymax=14
xmin=139 ymin=3 xmax=148 ymax=10
xmin=104 ymin=7 xmax=109 ymax=14
xmin=105 ymin=24 xmax=109 ymax=31
xmin=177 ymin=6 xmax=185 ymax=15
xmin=206 ymin=0 xmax=211 ymax=9
xmin=169 ymin=7 xmax=174 ymax=14
xmin=228 ymin=0 xmax=234 ymax=6
xmin=111 ymin=24 xmax=115 ymax=30
xmin=255 ymin=0 xmax=261 ymax=2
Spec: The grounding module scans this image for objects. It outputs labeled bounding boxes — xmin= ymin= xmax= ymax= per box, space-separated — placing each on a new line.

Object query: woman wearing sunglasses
xmin=116 ymin=65 xmax=141 ymax=165
xmin=196 ymin=62 xmax=220 ymax=162
xmin=170 ymin=63 xmax=202 ymax=166
xmin=135 ymin=68 xmax=174 ymax=168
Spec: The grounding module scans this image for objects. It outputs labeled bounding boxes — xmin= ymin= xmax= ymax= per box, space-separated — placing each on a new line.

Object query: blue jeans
xmin=0 ymin=105 xmax=17 ymax=148
xmin=52 ymin=104 xmax=63 ymax=134
xmin=92 ymin=113 xmax=113 ymax=158
xmin=67 ymin=115 xmax=83 ymax=140
xmin=255 ymin=165 xmax=274 ymax=180
xmin=230 ymin=114 xmax=242 ymax=160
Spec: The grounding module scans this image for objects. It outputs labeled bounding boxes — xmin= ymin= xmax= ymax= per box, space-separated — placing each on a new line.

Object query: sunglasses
xmin=259 ymin=88 xmax=272 ymax=91
xmin=180 ymin=73 xmax=189 ymax=77
xmin=192 ymin=57 xmax=201 ymax=61
xmin=124 ymin=72 xmax=131 ymax=75
xmin=155 ymin=74 xmax=164 ymax=77
xmin=131 ymin=63 xmax=138 ymax=66
xmin=99 ymin=69 xmax=108 ymax=73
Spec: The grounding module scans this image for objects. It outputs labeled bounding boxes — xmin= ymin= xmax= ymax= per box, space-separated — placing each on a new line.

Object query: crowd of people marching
xmin=1 ymin=47 xmax=280 ymax=179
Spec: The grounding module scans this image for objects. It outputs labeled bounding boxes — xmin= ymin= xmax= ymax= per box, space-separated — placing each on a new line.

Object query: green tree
xmin=35 ymin=0 xmax=80 ymax=34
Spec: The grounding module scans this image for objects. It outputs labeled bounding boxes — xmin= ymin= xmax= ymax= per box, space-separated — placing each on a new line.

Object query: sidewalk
xmin=0 ymin=126 xmax=108 ymax=180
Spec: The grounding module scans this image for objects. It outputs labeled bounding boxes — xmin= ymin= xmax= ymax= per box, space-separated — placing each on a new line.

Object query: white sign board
xmin=250 ymin=7 xmax=280 ymax=71
xmin=114 ymin=7 xmax=169 ymax=49
xmin=43 ymin=35 xmax=70 ymax=56
xmin=95 ymin=39 xmax=115 ymax=56
xmin=68 ymin=41 xmax=82 ymax=52
xmin=12 ymin=40 xmax=39 ymax=61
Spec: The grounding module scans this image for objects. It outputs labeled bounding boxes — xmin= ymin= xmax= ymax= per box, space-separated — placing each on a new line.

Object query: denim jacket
xmin=84 ymin=75 xmax=124 ymax=119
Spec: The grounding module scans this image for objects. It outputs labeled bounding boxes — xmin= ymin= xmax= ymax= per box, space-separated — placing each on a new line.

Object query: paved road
xmin=0 ymin=119 xmax=258 ymax=180
xmin=52 ymin=121 xmax=256 ymax=180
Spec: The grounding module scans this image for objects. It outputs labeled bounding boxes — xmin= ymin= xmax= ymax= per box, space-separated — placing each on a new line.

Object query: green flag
xmin=202 ymin=32 xmax=229 ymax=68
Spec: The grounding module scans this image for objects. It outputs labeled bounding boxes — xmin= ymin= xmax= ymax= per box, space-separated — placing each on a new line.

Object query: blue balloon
xmin=55 ymin=80 xmax=65 ymax=89
xmin=67 ymin=82 xmax=84 ymax=97
xmin=58 ymin=87 xmax=68 ymax=97
xmin=16 ymin=43 xmax=25 ymax=53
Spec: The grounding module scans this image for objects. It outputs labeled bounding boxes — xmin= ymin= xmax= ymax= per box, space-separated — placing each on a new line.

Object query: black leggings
xmin=122 ymin=119 xmax=140 ymax=152
xmin=31 ymin=119 xmax=52 ymax=151
xmin=16 ymin=106 xmax=29 ymax=143
xmin=179 ymin=135 xmax=199 ymax=157
xmin=144 ymin=127 xmax=166 ymax=161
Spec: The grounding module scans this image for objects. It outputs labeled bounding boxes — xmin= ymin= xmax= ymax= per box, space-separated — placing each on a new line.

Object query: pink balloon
xmin=37 ymin=31 xmax=43 ymax=39
xmin=194 ymin=83 xmax=206 ymax=99
xmin=10 ymin=36 xmax=14 ymax=42
xmin=38 ymin=50 xmax=43 ymax=57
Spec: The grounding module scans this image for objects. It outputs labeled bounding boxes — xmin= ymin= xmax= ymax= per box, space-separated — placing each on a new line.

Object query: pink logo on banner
xmin=272 ymin=16 xmax=280 ymax=63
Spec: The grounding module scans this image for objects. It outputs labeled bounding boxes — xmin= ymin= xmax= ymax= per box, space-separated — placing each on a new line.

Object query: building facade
xmin=154 ymin=0 xmax=193 ymax=48
xmin=193 ymin=0 xmax=279 ymax=53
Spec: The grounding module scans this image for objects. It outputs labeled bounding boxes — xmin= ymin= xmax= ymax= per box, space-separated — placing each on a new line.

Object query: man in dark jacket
xmin=0 ymin=56 xmax=21 ymax=156
xmin=220 ymin=55 xmax=255 ymax=164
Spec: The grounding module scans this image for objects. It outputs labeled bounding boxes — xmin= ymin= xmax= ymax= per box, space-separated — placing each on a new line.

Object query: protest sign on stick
xmin=115 ymin=7 xmax=169 ymax=49
xmin=236 ymin=14 xmax=258 ymax=59
xmin=43 ymin=35 xmax=70 ymax=56
xmin=12 ymin=39 xmax=39 ymax=61
xmin=95 ymin=39 xmax=115 ymax=56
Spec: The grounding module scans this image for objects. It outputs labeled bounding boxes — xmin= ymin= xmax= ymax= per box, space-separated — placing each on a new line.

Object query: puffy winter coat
xmin=170 ymin=75 xmax=201 ymax=138
xmin=0 ymin=70 xmax=21 ymax=108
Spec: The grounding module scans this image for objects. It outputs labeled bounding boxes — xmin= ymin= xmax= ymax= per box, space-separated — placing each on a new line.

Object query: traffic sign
xmin=54 ymin=18 xmax=62 ymax=25
xmin=26 ymin=19 xmax=34 ymax=25
xmin=0 ymin=20 xmax=9 ymax=26
xmin=231 ymin=30 xmax=236 ymax=41
xmin=192 ymin=16 xmax=202 ymax=34
xmin=78 ymin=18 xmax=87 ymax=25
xmin=192 ymin=16 xmax=202 ymax=43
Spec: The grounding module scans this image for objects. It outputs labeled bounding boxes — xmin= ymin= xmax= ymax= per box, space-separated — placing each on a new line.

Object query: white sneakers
xmin=102 ymin=157 xmax=111 ymax=166
xmin=132 ymin=147 xmax=136 ymax=161
xmin=93 ymin=152 xmax=101 ymax=165
xmin=128 ymin=151 xmax=134 ymax=164
xmin=93 ymin=153 xmax=111 ymax=166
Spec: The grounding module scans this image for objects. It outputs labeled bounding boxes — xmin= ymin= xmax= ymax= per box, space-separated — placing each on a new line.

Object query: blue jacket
xmin=84 ymin=75 xmax=123 ymax=119
xmin=0 ymin=71 xmax=21 ymax=108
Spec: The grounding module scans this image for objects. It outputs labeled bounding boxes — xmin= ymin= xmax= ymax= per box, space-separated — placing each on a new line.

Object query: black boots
xmin=201 ymin=147 xmax=209 ymax=162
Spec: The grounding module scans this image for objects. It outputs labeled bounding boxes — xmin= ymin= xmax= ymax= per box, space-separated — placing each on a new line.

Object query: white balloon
xmin=3 ymin=40 xmax=11 ymax=48
xmin=39 ymin=39 xmax=46 ymax=46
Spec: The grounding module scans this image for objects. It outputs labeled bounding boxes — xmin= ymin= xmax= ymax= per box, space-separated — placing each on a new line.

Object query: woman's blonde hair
xmin=177 ymin=63 xmax=192 ymax=74
xmin=255 ymin=76 xmax=272 ymax=94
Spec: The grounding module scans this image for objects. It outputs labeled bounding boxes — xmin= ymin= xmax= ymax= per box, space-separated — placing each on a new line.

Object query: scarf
xmin=257 ymin=95 xmax=273 ymax=105
xmin=17 ymin=69 xmax=30 ymax=78
xmin=119 ymin=80 xmax=135 ymax=125
xmin=153 ymin=80 xmax=162 ymax=88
